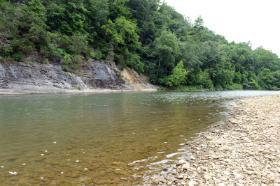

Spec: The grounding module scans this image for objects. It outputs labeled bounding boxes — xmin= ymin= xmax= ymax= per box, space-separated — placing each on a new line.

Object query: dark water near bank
xmin=0 ymin=91 xmax=279 ymax=185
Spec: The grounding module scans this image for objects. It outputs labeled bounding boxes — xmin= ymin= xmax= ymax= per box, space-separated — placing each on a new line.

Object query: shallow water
xmin=0 ymin=91 xmax=278 ymax=185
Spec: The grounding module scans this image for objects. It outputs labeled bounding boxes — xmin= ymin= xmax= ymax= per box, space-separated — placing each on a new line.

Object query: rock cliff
xmin=0 ymin=61 xmax=156 ymax=94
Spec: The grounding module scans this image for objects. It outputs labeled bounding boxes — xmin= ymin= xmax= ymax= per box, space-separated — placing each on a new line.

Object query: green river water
xmin=0 ymin=91 xmax=279 ymax=185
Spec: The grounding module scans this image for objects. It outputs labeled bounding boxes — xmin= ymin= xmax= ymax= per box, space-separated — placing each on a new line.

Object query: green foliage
xmin=149 ymin=30 xmax=180 ymax=83
xmin=259 ymin=69 xmax=280 ymax=90
xmin=194 ymin=70 xmax=214 ymax=89
xmin=161 ymin=61 xmax=188 ymax=87
xmin=102 ymin=16 xmax=139 ymax=47
xmin=0 ymin=0 xmax=280 ymax=90
xmin=62 ymin=54 xmax=83 ymax=72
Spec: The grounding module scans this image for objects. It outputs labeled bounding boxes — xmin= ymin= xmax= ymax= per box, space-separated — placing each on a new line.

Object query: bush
xmin=161 ymin=61 xmax=188 ymax=88
xmin=226 ymin=83 xmax=243 ymax=90
xmin=62 ymin=54 xmax=83 ymax=72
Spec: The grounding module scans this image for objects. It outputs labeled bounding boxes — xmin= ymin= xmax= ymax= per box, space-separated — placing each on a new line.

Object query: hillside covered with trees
xmin=1 ymin=0 xmax=280 ymax=90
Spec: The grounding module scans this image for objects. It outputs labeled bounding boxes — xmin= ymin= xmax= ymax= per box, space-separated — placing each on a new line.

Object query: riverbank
xmin=0 ymin=87 xmax=157 ymax=95
xmin=0 ymin=61 xmax=157 ymax=95
xmin=144 ymin=95 xmax=280 ymax=185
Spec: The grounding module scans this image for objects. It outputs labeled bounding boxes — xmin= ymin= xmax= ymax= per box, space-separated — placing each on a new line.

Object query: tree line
xmin=0 ymin=0 xmax=280 ymax=90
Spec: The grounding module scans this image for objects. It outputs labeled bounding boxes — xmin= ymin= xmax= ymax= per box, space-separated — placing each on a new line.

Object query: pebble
xmin=22 ymin=163 xmax=26 ymax=166
xmin=9 ymin=171 xmax=18 ymax=176
xmin=143 ymin=96 xmax=280 ymax=185
xmin=166 ymin=153 xmax=178 ymax=158
xmin=182 ymin=162 xmax=190 ymax=170
xmin=53 ymin=141 xmax=57 ymax=144
xmin=177 ymin=174 xmax=184 ymax=179
xmin=75 ymin=160 xmax=80 ymax=163
xmin=0 ymin=165 xmax=4 ymax=169
xmin=188 ymin=180 xmax=197 ymax=186
xmin=177 ymin=159 xmax=186 ymax=165
xmin=84 ymin=168 xmax=88 ymax=171
xmin=157 ymin=152 xmax=165 ymax=154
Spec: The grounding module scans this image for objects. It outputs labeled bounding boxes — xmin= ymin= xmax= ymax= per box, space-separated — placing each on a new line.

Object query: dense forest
xmin=1 ymin=0 xmax=280 ymax=90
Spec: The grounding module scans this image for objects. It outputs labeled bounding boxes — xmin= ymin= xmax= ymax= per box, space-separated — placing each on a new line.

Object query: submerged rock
xmin=8 ymin=171 xmax=18 ymax=176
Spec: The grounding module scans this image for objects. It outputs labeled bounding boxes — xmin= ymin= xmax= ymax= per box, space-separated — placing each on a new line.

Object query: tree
xmin=161 ymin=61 xmax=188 ymax=87
xmin=126 ymin=0 xmax=159 ymax=44
xmin=0 ymin=0 xmax=280 ymax=90
xmin=152 ymin=30 xmax=180 ymax=81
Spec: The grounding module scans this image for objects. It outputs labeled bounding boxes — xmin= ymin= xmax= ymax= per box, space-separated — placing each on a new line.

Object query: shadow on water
xmin=0 ymin=91 xmax=279 ymax=185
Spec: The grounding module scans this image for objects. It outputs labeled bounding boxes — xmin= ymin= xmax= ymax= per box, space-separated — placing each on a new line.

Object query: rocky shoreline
xmin=0 ymin=61 xmax=157 ymax=95
xmin=144 ymin=95 xmax=280 ymax=185
xmin=0 ymin=87 xmax=157 ymax=95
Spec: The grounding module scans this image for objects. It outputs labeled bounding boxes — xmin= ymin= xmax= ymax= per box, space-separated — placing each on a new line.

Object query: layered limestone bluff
xmin=0 ymin=61 xmax=156 ymax=94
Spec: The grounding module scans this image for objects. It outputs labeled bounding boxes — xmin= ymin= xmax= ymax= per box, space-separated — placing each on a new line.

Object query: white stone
xmin=177 ymin=159 xmax=186 ymax=165
xmin=9 ymin=171 xmax=18 ymax=176
xmin=182 ymin=162 xmax=191 ymax=170
xmin=188 ymin=180 xmax=197 ymax=186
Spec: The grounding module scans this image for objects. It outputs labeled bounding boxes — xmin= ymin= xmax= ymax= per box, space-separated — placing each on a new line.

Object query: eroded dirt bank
xmin=145 ymin=95 xmax=280 ymax=185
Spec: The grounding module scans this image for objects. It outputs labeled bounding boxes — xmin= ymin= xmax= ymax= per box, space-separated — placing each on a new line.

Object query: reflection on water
xmin=0 ymin=91 xmax=278 ymax=185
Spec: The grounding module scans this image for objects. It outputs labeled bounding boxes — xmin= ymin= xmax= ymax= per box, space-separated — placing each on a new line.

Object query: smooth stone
xmin=9 ymin=171 xmax=18 ymax=176
xmin=182 ymin=162 xmax=191 ymax=170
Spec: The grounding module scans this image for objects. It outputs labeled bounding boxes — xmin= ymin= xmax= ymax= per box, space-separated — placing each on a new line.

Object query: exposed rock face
xmin=0 ymin=61 xmax=156 ymax=93
xmin=121 ymin=68 xmax=154 ymax=91
xmin=144 ymin=96 xmax=280 ymax=185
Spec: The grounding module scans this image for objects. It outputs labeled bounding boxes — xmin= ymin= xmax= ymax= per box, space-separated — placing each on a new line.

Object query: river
xmin=0 ymin=91 xmax=279 ymax=185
